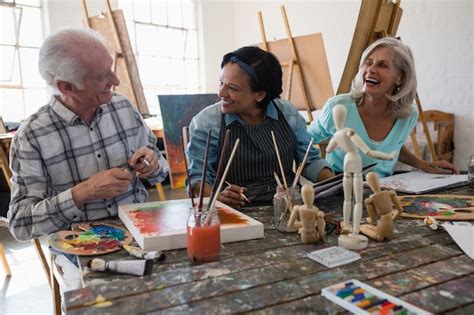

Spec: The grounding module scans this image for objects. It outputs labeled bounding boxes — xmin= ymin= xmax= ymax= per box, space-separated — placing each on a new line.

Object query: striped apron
xmin=217 ymin=101 xmax=297 ymax=204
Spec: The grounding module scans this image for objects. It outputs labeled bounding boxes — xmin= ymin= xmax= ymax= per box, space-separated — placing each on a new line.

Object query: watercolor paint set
xmin=322 ymin=279 xmax=431 ymax=315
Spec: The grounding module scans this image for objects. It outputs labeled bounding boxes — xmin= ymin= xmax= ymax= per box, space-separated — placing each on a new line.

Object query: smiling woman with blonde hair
xmin=309 ymin=37 xmax=458 ymax=177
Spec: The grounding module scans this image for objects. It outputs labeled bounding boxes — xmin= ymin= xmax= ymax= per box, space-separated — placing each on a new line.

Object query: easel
xmin=258 ymin=5 xmax=314 ymax=122
xmin=338 ymin=0 xmax=438 ymax=162
xmin=81 ymin=0 xmax=149 ymax=116
xmin=81 ymin=0 xmax=167 ymax=199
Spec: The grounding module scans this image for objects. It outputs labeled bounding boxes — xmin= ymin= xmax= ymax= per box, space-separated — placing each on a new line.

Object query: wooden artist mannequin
xmin=360 ymin=172 xmax=403 ymax=241
xmin=327 ymin=104 xmax=394 ymax=250
xmin=288 ymin=184 xmax=325 ymax=243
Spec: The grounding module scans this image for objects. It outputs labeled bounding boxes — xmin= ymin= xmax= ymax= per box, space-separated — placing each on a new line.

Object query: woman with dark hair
xmin=309 ymin=37 xmax=458 ymax=177
xmin=187 ymin=46 xmax=334 ymax=208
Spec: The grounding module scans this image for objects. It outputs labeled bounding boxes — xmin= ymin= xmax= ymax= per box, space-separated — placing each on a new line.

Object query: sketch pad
xmin=373 ymin=171 xmax=467 ymax=194
xmin=119 ymin=198 xmax=264 ymax=250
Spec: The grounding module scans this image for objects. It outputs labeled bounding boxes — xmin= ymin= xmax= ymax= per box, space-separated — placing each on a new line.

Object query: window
xmin=0 ymin=0 xmax=45 ymax=123
xmin=118 ymin=0 xmax=200 ymax=116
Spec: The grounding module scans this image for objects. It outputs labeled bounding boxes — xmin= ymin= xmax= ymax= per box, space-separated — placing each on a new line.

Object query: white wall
xmin=45 ymin=0 xmax=119 ymax=30
xmin=200 ymin=0 xmax=473 ymax=169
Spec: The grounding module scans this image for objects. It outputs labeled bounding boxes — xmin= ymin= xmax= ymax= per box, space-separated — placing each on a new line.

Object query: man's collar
xmin=50 ymin=96 xmax=82 ymax=125
xmin=50 ymin=96 xmax=104 ymax=125
xmin=224 ymin=101 xmax=278 ymax=126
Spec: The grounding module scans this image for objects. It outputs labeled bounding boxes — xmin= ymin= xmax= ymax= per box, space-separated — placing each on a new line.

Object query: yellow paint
xmin=426 ymin=276 xmax=437 ymax=284
xmin=93 ymin=294 xmax=113 ymax=308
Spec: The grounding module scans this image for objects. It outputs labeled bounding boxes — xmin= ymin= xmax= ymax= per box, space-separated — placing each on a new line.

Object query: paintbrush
xmin=207 ymin=138 xmax=240 ymax=222
xmin=181 ymin=144 xmax=195 ymax=207
xmin=130 ymin=149 xmax=151 ymax=167
xmin=208 ymin=130 xmax=230 ymax=211
xmin=274 ymin=172 xmax=283 ymax=188
xmin=198 ymin=129 xmax=212 ymax=211
xmin=271 ymin=130 xmax=288 ymax=189
xmin=225 ymin=181 xmax=251 ymax=203
xmin=292 ymin=138 xmax=313 ymax=187
xmin=271 ymin=130 xmax=293 ymax=221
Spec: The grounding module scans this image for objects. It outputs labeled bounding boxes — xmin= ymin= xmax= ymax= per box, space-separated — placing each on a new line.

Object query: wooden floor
xmin=0 ymin=184 xmax=187 ymax=314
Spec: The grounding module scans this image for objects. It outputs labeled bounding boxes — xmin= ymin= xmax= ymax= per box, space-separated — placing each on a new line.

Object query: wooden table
xmin=63 ymin=186 xmax=474 ymax=314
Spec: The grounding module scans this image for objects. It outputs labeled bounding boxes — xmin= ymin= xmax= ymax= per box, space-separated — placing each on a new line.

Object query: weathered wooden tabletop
xmin=64 ymin=186 xmax=474 ymax=314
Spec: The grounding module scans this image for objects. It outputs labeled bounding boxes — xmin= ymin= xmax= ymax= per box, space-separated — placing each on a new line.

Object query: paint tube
xmin=123 ymin=245 xmax=166 ymax=262
xmin=88 ymin=258 xmax=154 ymax=276
xmin=423 ymin=217 xmax=440 ymax=231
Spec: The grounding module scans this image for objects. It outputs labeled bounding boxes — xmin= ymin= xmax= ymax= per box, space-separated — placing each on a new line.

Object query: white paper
xmin=443 ymin=222 xmax=474 ymax=259
xmin=373 ymin=171 xmax=467 ymax=194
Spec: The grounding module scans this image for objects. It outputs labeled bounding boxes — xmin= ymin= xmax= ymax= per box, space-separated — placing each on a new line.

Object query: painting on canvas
xmin=118 ymin=198 xmax=264 ymax=250
xmin=158 ymin=94 xmax=219 ymax=189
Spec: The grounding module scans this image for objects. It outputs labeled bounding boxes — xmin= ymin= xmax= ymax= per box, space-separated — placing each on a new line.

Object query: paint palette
xmin=322 ymin=279 xmax=431 ymax=314
xmin=399 ymin=195 xmax=474 ymax=221
xmin=118 ymin=198 xmax=264 ymax=251
xmin=49 ymin=224 xmax=133 ymax=256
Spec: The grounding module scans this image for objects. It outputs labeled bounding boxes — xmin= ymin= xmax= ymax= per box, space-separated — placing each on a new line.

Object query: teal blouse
xmin=308 ymin=94 xmax=418 ymax=177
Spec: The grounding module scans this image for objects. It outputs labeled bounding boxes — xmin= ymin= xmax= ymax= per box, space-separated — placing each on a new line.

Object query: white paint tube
xmin=88 ymin=258 xmax=154 ymax=276
xmin=123 ymin=244 xmax=166 ymax=262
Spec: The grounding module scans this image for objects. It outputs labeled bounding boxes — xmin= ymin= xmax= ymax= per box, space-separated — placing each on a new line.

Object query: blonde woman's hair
xmin=350 ymin=37 xmax=417 ymax=119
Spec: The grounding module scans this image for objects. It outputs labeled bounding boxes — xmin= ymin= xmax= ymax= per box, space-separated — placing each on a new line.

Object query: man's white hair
xmin=38 ymin=27 xmax=105 ymax=95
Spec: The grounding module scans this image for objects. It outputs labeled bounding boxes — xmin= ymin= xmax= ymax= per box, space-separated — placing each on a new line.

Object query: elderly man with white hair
xmin=7 ymin=27 xmax=169 ymax=241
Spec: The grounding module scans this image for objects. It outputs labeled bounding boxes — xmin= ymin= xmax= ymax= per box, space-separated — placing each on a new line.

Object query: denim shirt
xmin=187 ymin=98 xmax=330 ymax=189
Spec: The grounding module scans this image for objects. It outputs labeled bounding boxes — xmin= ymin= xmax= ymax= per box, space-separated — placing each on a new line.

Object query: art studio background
xmin=1 ymin=0 xmax=473 ymax=207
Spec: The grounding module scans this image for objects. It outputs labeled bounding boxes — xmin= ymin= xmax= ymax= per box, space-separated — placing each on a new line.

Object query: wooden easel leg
xmin=50 ymin=256 xmax=62 ymax=315
xmin=156 ymin=183 xmax=166 ymax=201
xmin=31 ymin=238 xmax=51 ymax=287
xmin=409 ymin=131 xmax=421 ymax=158
xmin=285 ymin=60 xmax=295 ymax=100
xmin=280 ymin=5 xmax=313 ymax=122
xmin=415 ymin=94 xmax=438 ymax=161
xmin=0 ymin=241 xmax=11 ymax=276
xmin=257 ymin=11 xmax=268 ymax=51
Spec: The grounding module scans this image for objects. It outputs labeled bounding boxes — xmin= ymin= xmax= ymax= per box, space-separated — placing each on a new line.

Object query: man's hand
xmin=72 ymin=168 xmax=133 ymax=207
xmin=218 ymin=184 xmax=247 ymax=208
xmin=129 ymin=146 xmax=160 ymax=178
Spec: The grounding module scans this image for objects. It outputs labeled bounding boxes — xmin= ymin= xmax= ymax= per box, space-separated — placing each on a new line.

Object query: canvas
xmin=158 ymin=94 xmax=219 ymax=189
xmin=118 ymin=198 xmax=264 ymax=251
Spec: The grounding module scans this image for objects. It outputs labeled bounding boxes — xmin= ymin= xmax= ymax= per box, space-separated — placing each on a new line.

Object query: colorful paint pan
xmin=49 ymin=224 xmax=133 ymax=256
xmin=400 ymin=195 xmax=474 ymax=221
xmin=321 ymin=279 xmax=431 ymax=315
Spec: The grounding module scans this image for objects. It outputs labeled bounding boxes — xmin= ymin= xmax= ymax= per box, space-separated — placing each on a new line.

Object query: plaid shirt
xmin=8 ymin=93 xmax=169 ymax=241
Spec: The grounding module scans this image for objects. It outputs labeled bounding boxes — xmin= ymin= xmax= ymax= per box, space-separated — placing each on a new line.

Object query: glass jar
xmin=468 ymin=154 xmax=474 ymax=189
xmin=273 ymin=186 xmax=301 ymax=232
xmin=186 ymin=207 xmax=221 ymax=263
